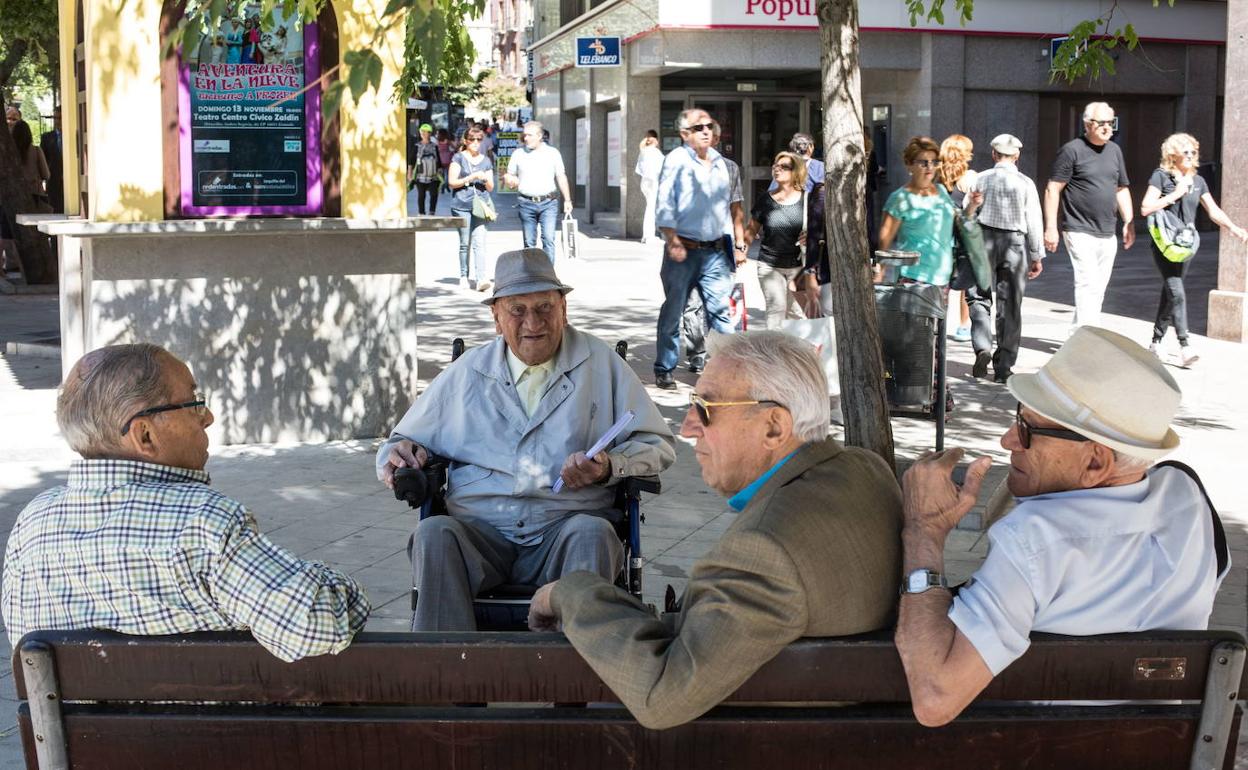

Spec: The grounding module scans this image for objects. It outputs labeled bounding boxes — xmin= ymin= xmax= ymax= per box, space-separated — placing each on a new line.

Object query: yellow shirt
xmin=506 ymin=348 xmax=557 ymax=417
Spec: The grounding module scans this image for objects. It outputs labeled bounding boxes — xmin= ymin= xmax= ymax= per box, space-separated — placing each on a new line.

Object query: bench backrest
xmin=13 ymin=629 xmax=1246 ymax=770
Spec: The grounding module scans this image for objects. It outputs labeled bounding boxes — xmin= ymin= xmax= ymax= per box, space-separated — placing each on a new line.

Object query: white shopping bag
xmin=780 ymin=316 xmax=844 ymax=424
xmin=560 ymin=213 xmax=580 ymax=260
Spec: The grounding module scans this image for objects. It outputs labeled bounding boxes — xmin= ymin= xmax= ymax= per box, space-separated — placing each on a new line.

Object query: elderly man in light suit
xmin=377 ymin=248 xmax=675 ymax=632
xmin=529 ymin=330 xmax=902 ymax=730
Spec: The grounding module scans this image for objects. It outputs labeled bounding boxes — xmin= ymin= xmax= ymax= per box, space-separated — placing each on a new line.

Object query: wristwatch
xmin=900 ymin=568 xmax=949 ymax=595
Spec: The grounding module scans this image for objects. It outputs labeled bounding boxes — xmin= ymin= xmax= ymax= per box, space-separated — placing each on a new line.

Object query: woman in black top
xmin=744 ymin=151 xmax=809 ymax=329
xmin=1139 ymin=133 xmax=1246 ymax=367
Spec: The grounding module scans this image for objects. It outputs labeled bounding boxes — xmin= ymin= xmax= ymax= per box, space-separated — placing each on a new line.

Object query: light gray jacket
xmin=376 ymin=326 xmax=675 ymax=545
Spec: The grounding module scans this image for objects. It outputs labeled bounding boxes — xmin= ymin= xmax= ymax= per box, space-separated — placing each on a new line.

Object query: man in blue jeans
xmin=504 ymin=121 xmax=573 ymax=262
xmin=653 ymin=108 xmax=736 ymax=390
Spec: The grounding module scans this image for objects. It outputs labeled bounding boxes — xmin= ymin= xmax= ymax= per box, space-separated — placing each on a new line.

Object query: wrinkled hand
xmin=666 ymin=237 xmax=688 ymax=263
xmin=381 ymin=440 xmax=427 ymax=490
xmin=901 ymin=449 xmax=992 ymax=537
xmin=1122 ymin=222 xmax=1135 ymax=250
xmin=1043 ymin=228 xmax=1059 ymax=253
xmin=1027 ymin=259 xmax=1044 ymax=279
xmin=527 ymin=582 xmax=560 ymax=631
xmin=559 ymin=450 xmax=610 ymax=490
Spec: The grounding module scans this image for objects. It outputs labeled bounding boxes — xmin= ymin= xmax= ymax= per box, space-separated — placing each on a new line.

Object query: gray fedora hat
xmin=482 ymin=248 xmax=574 ymax=305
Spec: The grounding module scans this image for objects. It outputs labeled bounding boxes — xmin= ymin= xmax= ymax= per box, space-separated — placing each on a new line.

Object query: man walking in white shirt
xmin=505 ymin=121 xmax=574 ymax=263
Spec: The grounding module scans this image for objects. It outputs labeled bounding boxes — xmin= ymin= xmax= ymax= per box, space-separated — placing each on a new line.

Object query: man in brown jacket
xmin=529 ymin=330 xmax=902 ymax=730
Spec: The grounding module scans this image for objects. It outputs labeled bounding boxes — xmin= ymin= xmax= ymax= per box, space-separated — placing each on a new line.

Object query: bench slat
xmin=13 ymin=629 xmax=1245 ymax=704
xmin=17 ymin=706 xmax=1206 ymax=770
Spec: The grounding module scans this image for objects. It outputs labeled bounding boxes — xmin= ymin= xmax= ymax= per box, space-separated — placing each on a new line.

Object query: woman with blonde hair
xmin=938 ymin=134 xmax=977 ymax=342
xmin=744 ymin=151 xmax=810 ymax=328
xmin=634 ymin=129 xmax=665 ymax=244
xmin=1139 ymin=132 xmax=1247 ymax=367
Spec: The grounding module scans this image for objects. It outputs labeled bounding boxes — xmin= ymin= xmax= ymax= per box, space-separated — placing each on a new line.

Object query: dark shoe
xmin=687 ymin=354 xmax=706 ymax=374
xmin=944 ymin=387 xmax=955 ymax=414
xmin=972 ymin=350 xmax=992 ymax=379
xmin=655 ymin=371 xmax=677 ymax=390
xmin=993 ymin=369 xmax=1013 ymax=384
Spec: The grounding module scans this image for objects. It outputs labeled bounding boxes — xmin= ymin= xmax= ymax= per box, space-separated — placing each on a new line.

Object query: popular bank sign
xmin=660 ymin=0 xmax=817 ymax=28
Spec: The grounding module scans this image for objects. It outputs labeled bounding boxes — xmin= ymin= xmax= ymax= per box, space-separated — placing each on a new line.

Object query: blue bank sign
xmin=575 ymin=36 xmax=622 ymax=68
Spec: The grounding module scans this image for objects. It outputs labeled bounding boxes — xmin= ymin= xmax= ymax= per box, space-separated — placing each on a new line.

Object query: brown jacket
xmin=550 ymin=438 xmax=902 ymax=729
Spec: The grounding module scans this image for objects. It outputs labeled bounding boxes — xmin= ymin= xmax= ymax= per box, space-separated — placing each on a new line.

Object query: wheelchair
xmin=392 ymin=338 xmax=661 ymax=631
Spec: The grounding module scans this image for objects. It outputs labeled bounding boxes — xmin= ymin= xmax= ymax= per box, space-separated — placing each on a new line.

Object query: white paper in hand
xmin=552 ymin=410 xmax=636 ymax=493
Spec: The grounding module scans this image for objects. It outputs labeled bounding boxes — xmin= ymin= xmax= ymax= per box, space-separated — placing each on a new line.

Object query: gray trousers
xmin=967 ymin=225 xmax=1028 ymax=376
xmin=409 ymin=513 xmax=623 ymax=631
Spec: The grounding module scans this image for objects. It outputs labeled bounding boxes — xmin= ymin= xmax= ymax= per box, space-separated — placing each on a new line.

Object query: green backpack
xmin=1147 ymin=207 xmax=1199 ymax=263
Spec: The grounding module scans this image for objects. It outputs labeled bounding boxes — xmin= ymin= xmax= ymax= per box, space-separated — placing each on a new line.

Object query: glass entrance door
xmin=748 ymin=99 xmax=802 ymax=205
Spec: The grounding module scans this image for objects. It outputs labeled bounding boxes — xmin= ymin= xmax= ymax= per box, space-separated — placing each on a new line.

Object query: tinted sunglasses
xmin=690 ymin=393 xmax=782 ymax=426
xmin=1087 ymin=117 xmax=1119 ymax=131
xmin=684 ymin=122 xmax=714 ymax=134
xmin=1015 ymin=403 xmax=1091 ymax=450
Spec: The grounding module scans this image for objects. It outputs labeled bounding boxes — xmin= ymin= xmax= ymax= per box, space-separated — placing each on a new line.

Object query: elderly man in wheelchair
xmin=377 ymin=248 xmax=676 ymax=631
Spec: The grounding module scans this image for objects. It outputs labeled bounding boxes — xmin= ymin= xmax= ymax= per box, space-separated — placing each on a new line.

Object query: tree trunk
xmin=0 ymin=57 xmax=58 ymax=285
xmin=817 ymin=0 xmax=895 ymax=471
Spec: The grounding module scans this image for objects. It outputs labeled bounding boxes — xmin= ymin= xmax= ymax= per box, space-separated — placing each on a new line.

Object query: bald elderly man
xmin=2 ymin=344 xmax=370 ymax=661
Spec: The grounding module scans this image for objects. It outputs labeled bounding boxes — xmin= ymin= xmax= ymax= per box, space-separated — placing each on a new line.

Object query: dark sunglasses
xmin=1088 ymin=117 xmax=1119 ymax=131
xmin=912 ymin=159 xmax=941 ymax=169
xmin=1015 ymin=403 xmax=1091 ymax=450
xmin=690 ymin=394 xmax=782 ymax=426
xmin=684 ymin=122 xmax=714 ymax=134
xmin=121 ymin=391 xmax=208 ymax=436
xmin=773 ymin=163 xmax=794 ymax=171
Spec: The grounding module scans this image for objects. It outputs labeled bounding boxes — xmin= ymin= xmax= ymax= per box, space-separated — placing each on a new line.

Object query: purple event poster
xmin=178 ymin=5 xmax=322 ymax=216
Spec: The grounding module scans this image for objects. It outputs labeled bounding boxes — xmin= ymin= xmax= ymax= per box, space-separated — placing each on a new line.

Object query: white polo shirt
xmin=949 ymin=465 xmax=1225 ymax=675
xmin=509 ymin=143 xmax=566 ymax=198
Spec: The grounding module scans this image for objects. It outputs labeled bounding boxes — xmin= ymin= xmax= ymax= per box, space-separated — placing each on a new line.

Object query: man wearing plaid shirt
xmin=2 ymin=344 xmax=370 ymax=662
xmin=967 ymin=134 xmax=1045 ymax=383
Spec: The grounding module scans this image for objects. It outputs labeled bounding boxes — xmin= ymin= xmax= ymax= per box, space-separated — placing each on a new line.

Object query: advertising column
xmin=179 ymin=7 xmax=323 ymax=216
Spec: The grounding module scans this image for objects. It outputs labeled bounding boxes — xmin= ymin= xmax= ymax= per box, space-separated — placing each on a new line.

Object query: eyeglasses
xmin=912 ymin=159 xmax=941 ymax=168
xmin=773 ymin=163 xmax=794 ymax=171
xmin=689 ymin=393 xmax=783 ymax=427
xmin=1179 ymin=150 xmax=1198 ymax=157
xmin=1087 ymin=118 xmax=1119 ymax=131
xmin=466 ymin=137 xmax=482 ymax=143
xmin=120 ymin=391 xmax=208 ymax=436
xmin=1014 ymin=403 xmax=1092 ymax=450
xmin=684 ymin=122 xmax=714 ymax=134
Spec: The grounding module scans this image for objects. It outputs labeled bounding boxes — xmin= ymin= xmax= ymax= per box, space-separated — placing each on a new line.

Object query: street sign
xmin=575 ymin=36 xmax=621 ymax=68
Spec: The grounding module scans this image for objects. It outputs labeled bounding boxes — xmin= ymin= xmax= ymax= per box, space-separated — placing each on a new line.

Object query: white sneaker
xmin=1180 ymin=346 xmax=1200 ymax=368
xmin=476 ymin=279 xmax=493 ymax=293
xmin=1148 ymin=341 xmax=1161 ymax=359
xmin=458 ymin=277 xmax=469 ymax=290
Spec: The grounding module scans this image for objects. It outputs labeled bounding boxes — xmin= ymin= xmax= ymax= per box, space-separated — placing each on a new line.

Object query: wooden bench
xmin=13 ymin=628 xmax=1246 ymax=769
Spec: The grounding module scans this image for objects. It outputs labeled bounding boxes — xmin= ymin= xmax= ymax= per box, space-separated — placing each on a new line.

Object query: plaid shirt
xmin=974 ymin=161 xmax=1044 ymax=260
xmin=2 ymin=460 xmax=370 ymax=662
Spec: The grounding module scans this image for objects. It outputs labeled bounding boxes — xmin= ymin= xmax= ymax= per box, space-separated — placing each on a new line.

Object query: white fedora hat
xmin=1006 ymin=326 xmax=1181 ymax=460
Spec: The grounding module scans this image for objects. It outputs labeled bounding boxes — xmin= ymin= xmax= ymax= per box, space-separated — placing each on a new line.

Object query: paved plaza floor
xmin=0 ymin=192 xmax=1244 ymax=766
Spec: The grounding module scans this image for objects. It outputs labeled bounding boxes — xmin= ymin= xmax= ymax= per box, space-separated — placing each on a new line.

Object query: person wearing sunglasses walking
xmin=894 ymin=327 xmax=1228 ymax=727
xmin=1138 ymin=132 xmax=1248 ymax=368
xmin=1044 ymin=102 xmax=1135 ymax=335
xmin=528 ymin=330 xmax=902 ymax=729
xmin=878 ymin=136 xmax=981 ymax=288
xmin=744 ymin=151 xmax=809 ymax=329
xmin=2 ymin=344 xmax=370 ymax=661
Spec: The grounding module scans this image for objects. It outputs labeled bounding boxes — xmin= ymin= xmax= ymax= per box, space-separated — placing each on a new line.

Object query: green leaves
xmin=344 ymin=49 xmax=383 ymax=101
xmin=904 ymin=0 xmax=974 ymax=27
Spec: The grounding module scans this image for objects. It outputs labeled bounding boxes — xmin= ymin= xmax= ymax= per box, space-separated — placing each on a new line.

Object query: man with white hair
xmin=529 ymin=330 xmax=902 ymax=730
xmin=895 ymin=327 xmax=1228 ymax=727
xmin=967 ymin=133 xmax=1044 ymax=382
xmin=1044 ymin=101 xmax=1135 ymax=333
xmin=1 ymin=344 xmax=370 ymax=661
xmin=503 ymin=120 xmax=573 ymax=263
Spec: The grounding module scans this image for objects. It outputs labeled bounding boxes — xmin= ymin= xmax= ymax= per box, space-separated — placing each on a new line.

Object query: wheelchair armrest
xmin=622 ymin=475 xmax=661 ymax=497
xmin=393 ymin=454 xmax=450 ymax=510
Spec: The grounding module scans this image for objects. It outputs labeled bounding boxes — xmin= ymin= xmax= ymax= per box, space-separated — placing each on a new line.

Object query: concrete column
xmin=624 ymin=75 xmax=660 ymax=239
xmin=590 ymin=100 xmax=609 ymax=224
xmin=1210 ymin=0 xmax=1248 ymax=342
xmin=928 ymin=34 xmax=965 ymax=143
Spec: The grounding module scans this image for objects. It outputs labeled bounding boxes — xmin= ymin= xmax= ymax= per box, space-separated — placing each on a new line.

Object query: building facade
xmin=527 ymin=0 xmax=1226 ymax=238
